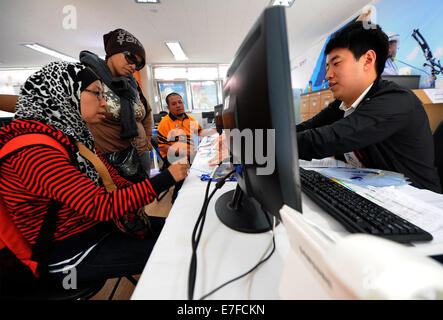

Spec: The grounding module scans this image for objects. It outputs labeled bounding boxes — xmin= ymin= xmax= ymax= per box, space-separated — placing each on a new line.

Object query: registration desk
xmin=131 ymin=170 xmax=290 ymax=299
xmin=131 ymin=144 xmax=443 ymax=300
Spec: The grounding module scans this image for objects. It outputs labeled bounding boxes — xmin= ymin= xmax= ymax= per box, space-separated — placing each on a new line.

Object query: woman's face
xmin=80 ymin=80 xmax=107 ymax=124
xmin=106 ymin=52 xmax=143 ymax=77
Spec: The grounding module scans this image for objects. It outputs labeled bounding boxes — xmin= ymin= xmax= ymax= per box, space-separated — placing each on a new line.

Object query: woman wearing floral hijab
xmin=0 ymin=61 xmax=188 ymax=284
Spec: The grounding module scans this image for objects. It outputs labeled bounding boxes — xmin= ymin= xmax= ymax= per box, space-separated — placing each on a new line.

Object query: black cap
xmin=103 ymin=29 xmax=146 ymax=69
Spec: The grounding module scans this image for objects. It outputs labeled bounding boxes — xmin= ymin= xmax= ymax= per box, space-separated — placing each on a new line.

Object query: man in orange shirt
xmin=157 ymin=92 xmax=216 ymax=203
xmin=157 ymin=93 xmax=216 ymax=162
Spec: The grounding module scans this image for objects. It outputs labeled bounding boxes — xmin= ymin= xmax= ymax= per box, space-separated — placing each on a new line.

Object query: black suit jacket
xmin=296 ymin=78 xmax=441 ymax=193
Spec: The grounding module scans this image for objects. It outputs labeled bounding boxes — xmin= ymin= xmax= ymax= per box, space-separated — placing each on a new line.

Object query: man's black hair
xmin=324 ymin=21 xmax=389 ymax=77
xmin=165 ymin=92 xmax=182 ymax=105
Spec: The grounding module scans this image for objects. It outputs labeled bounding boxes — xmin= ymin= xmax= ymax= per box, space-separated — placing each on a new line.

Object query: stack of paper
xmin=319 ymin=167 xmax=410 ymax=188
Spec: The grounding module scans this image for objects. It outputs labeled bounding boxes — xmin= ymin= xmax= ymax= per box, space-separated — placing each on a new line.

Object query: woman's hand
xmin=167 ymin=158 xmax=190 ymax=182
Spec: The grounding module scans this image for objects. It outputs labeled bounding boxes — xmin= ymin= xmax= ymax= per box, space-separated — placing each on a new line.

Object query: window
xmin=0 ymin=68 xmax=39 ymax=94
xmin=152 ymin=64 xmax=229 ymax=112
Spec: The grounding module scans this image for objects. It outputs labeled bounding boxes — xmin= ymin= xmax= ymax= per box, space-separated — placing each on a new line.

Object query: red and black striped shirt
xmin=0 ymin=120 xmax=175 ymax=246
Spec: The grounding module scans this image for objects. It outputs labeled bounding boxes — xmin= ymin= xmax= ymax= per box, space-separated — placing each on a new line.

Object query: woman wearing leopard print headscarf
xmin=0 ymin=61 xmax=188 ymax=290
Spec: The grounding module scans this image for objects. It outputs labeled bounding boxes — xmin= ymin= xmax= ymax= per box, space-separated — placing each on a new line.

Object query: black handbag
xmin=76 ymin=142 xmax=152 ymax=240
xmin=104 ymin=145 xmax=148 ymax=183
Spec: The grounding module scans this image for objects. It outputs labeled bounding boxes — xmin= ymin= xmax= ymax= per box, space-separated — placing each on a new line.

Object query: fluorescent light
xmin=270 ymin=0 xmax=295 ymax=7
xmin=135 ymin=0 xmax=160 ymax=3
xmin=165 ymin=41 xmax=188 ymax=61
xmin=22 ymin=43 xmax=78 ymax=63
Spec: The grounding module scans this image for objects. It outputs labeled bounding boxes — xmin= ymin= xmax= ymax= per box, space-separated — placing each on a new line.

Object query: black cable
xmin=188 ymin=168 xmax=236 ymax=299
xmin=188 ymin=177 xmax=212 ymax=300
xmin=187 ymin=166 xmax=237 ymax=300
xmin=198 ymin=210 xmax=276 ymax=300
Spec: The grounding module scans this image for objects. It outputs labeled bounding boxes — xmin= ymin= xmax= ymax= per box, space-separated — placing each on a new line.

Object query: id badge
xmin=343 ymin=152 xmax=363 ymax=167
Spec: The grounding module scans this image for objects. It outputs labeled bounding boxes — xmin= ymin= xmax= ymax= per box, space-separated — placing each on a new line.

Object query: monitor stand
xmin=215 ymin=184 xmax=278 ymax=233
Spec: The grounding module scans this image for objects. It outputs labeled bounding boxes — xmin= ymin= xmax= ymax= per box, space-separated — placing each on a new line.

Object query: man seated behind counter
xmin=157 ymin=92 xmax=216 ymax=203
xmin=157 ymin=92 xmax=216 ymax=162
xmin=296 ymin=21 xmax=441 ymax=193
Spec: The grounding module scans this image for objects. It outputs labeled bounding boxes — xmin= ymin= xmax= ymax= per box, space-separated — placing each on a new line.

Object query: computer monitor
xmin=153 ymin=112 xmax=168 ymax=124
xmin=153 ymin=114 xmax=162 ymax=124
xmin=381 ymin=75 xmax=421 ymax=90
xmin=201 ymin=111 xmax=215 ymax=128
xmin=214 ymin=104 xmax=223 ymax=134
xmin=201 ymin=111 xmax=215 ymax=120
xmin=215 ymin=5 xmax=302 ymax=233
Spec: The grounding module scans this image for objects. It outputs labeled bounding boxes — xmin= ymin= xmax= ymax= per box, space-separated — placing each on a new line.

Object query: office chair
xmin=17 ymin=280 xmax=107 ymax=301
xmin=1 ymin=268 xmax=107 ymax=301
xmin=433 ymin=120 xmax=443 ymax=190
xmin=2 ymin=266 xmax=137 ymax=300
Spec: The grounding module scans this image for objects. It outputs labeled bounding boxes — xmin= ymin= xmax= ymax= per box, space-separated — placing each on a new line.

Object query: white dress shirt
xmin=339 ymin=83 xmax=374 ymax=118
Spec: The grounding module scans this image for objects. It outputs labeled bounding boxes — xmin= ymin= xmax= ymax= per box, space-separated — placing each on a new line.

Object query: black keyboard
xmin=299 ymin=167 xmax=433 ymax=243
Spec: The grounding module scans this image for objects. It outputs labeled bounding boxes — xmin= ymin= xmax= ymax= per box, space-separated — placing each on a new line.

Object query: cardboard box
xmin=300 ymin=94 xmax=310 ymax=114
xmin=308 ymin=91 xmax=321 ymax=114
xmin=320 ymin=90 xmax=333 ymax=112
xmin=413 ymin=89 xmax=443 ymax=132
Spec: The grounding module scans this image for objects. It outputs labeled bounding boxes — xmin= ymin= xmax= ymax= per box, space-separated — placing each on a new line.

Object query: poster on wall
xmin=157 ymin=81 xmax=189 ymax=110
xmin=375 ymin=0 xmax=443 ymax=89
xmin=190 ymin=81 xmax=218 ymax=110
xmin=291 ymin=0 xmax=443 ymax=93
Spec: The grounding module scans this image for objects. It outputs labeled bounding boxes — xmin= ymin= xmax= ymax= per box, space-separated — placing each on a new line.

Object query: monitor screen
xmin=215 ymin=6 xmax=302 ymax=233
xmin=153 ymin=112 xmax=168 ymax=124
xmin=201 ymin=111 xmax=215 ymax=119
xmin=381 ymin=75 xmax=421 ymax=90
xmin=153 ymin=114 xmax=161 ymax=123
xmin=201 ymin=111 xmax=215 ymax=128
xmin=214 ymin=104 xmax=223 ymax=134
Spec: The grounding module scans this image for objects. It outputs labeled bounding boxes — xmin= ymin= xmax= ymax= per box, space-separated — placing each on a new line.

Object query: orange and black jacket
xmin=157 ymin=113 xmax=202 ymax=158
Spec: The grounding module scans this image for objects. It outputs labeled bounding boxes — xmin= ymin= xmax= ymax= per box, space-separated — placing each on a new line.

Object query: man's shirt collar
xmin=168 ymin=112 xmax=188 ymax=121
xmin=339 ymin=82 xmax=374 ymax=117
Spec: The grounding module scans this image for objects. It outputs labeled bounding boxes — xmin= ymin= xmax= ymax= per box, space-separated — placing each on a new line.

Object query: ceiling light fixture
xmin=270 ymin=0 xmax=295 ymax=7
xmin=165 ymin=41 xmax=188 ymax=61
xmin=22 ymin=43 xmax=78 ymax=63
xmin=135 ymin=0 xmax=160 ymax=3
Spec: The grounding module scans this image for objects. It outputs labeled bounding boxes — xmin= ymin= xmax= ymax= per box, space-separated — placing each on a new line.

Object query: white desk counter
xmin=132 ymin=170 xmax=292 ymax=299
xmin=132 ymin=148 xmax=443 ymax=300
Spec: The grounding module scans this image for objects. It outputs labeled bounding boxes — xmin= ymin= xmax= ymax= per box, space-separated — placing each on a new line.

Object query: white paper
xmin=299 ymin=158 xmax=354 ymax=168
xmin=349 ymin=184 xmax=443 ymax=234
xmin=189 ymin=134 xmax=220 ymax=176
xmin=423 ymin=88 xmax=443 ymax=104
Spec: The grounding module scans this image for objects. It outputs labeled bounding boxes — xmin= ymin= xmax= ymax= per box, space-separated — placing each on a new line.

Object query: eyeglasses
xmin=84 ymin=89 xmax=105 ymax=101
xmin=123 ymin=51 xmax=144 ymax=71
